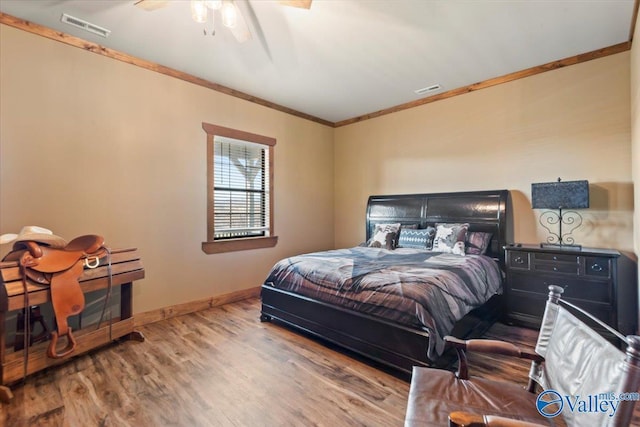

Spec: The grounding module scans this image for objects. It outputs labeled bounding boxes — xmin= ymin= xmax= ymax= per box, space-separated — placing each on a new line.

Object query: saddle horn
xmin=22 ymin=241 xmax=43 ymax=259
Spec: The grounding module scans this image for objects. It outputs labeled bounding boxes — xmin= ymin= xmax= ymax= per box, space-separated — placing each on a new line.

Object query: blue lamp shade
xmin=531 ymin=180 xmax=589 ymax=210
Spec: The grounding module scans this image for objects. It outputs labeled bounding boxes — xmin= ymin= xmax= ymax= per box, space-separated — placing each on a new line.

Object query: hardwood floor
xmin=0 ymin=297 xmax=638 ymax=426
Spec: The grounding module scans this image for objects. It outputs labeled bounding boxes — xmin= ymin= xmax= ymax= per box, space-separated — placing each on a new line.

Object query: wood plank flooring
xmin=0 ymin=297 xmax=638 ymax=426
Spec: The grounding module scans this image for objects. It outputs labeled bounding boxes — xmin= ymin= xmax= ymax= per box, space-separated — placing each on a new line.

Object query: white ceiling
xmin=0 ymin=0 xmax=636 ymax=124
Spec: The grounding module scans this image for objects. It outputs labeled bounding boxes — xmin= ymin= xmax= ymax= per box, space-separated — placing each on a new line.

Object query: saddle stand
xmin=5 ymin=235 xmax=107 ymax=360
xmin=14 ymin=305 xmax=49 ymax=351
xmin=0 ymin=243 xmax=145 ymax=403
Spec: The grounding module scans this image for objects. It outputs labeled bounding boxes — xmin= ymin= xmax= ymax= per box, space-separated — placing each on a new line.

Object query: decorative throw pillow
xmin=367 ymin=223 xmax=401 ymax=250
xmin=398 ymin=227 xmax=436 ymax=249
xmin=432 ymin=223 xmax=469 ymax=256
xmin=466 ymin=231 xmax=493 ymax=255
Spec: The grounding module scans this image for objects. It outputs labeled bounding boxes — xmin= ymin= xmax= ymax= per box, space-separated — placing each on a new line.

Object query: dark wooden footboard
xmin=261 ymin=284 xmax=503 ymax=374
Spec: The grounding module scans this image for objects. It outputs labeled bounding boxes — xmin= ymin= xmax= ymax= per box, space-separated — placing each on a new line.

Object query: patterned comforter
xmin=263 ymin=247 xmax=503 ymax=359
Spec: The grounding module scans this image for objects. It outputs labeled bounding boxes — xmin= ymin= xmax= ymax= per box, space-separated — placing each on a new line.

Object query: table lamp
xmin=531 ymin=178 xmax=589 ymax=249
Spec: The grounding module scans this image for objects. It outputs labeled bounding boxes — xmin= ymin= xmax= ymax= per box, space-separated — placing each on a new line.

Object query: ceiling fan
xmin=134 ymin=0 xmax=312 ymax=43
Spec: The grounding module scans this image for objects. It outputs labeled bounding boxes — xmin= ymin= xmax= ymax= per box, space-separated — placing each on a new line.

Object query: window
xmin=202 ymin=123 xmax=277 ymax=254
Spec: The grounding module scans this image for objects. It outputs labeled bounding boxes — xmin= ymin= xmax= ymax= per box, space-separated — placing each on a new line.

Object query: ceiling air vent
xmin=61 ymin=13 xmax=111 ymax=38
xmin=414 ymin=84 xmax=441 ymax=95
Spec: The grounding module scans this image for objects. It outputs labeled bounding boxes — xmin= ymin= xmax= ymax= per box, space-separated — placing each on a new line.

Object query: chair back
xmin=529 ymin=285 xmax=640 ymax=427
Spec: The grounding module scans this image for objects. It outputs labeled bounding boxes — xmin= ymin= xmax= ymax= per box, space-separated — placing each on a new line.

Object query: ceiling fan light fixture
xmin=205 ymin=0 xmax=223 ymax=10
xmin=221 ymin=1 xmax=238 ymax=28
xmin=191 ymin=0 xmax=208 ymax=23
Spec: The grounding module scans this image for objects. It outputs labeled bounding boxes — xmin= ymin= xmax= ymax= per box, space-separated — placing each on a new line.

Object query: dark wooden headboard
xmin=366 ymin=189 xmax=511 ymax=270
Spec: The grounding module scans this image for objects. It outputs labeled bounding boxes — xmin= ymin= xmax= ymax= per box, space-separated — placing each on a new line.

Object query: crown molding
xmin=0 ymin=12 xmax=335 ymax=128
xmin=1 ymin=10 xmax=636 ymax=129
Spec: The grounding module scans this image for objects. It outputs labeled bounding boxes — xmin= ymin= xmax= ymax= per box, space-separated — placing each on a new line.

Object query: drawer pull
xmin=591 ymin=264 xmax=603 ymax=272
xmin=514 ymin=256 xmax=525 ymax=264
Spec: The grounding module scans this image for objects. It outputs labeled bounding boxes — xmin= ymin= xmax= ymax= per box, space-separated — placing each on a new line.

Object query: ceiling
xmin=0 ymin=0 xmax=637 ymax=125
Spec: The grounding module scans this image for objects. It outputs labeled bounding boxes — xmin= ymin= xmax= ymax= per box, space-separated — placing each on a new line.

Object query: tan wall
xmin=632 ymin=14 xmax=639 ymax=318
xmin=334 ymin=53 xmax=633 ymax=253
xmin=633 ymin=14 xmax=640 ymax=256
xmin=0 ymin=25 xmax=335 ymax=313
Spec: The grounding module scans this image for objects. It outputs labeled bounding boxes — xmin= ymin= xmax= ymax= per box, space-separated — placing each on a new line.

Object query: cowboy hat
xmin=0 ymin=226 xmax=68 ymax=248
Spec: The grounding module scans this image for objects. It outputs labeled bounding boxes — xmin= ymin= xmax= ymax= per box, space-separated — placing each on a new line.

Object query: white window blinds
xmin=213 ymin=136 xmax=270 ymax=240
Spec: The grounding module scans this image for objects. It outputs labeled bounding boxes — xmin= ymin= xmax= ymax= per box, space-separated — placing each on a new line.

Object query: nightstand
xmin=504 ymin=244 xmax=637 ymax=335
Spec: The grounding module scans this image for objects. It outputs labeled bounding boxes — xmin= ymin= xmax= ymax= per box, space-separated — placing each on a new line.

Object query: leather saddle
xmin=4 ymin=235 xmax=106 ymax=359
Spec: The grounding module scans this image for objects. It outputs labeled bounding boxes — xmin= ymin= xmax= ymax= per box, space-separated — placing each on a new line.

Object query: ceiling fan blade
xmin=228 ymin=1 xmax=252 ymax=43
xmin=279 ymin=0 xmax=312 ymax=9
xmin=243 ymin=0 xmax=271 ymax=59
xmin=133 ymin=0 xmax=169 ymax=11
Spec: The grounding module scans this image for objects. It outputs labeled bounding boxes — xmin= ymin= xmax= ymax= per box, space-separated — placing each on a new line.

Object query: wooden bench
xmin=0 ymin=247 xmax=145 ymax=402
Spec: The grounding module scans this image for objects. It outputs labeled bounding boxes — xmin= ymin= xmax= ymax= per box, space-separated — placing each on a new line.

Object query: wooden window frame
xmin=202 ymin=122 xmax=277 ymax=254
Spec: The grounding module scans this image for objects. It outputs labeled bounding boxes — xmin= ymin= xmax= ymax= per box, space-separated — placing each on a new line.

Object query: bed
xmin=260 ymin=189 xmax=511 ymax=374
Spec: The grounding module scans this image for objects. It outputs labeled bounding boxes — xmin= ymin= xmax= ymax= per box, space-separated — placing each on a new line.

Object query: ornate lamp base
xmin=538 ymin=208 xmax=583 ymax=250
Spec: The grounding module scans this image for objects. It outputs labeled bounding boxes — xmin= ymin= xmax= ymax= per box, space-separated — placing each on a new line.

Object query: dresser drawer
xmin=532 ymin=262 xmax=578 ymax=274
xmin=585 ymin=257 xmax=611 ymax=278
xmin=507 ymin=290 xmax=614 ymax=325
xmin=508 ymin=272 xmax=612 ymax=303
xmin=507 ymin=251 xmax=529 ymax=269
xmin=531 ymin=251 xmax=579 ymax=274
xmin=533 ymin=252 xmax=578 ymax=264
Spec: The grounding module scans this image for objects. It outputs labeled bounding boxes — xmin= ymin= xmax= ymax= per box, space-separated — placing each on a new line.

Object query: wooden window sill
xmin=202 ymin=236 xmax=278 ymax=254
